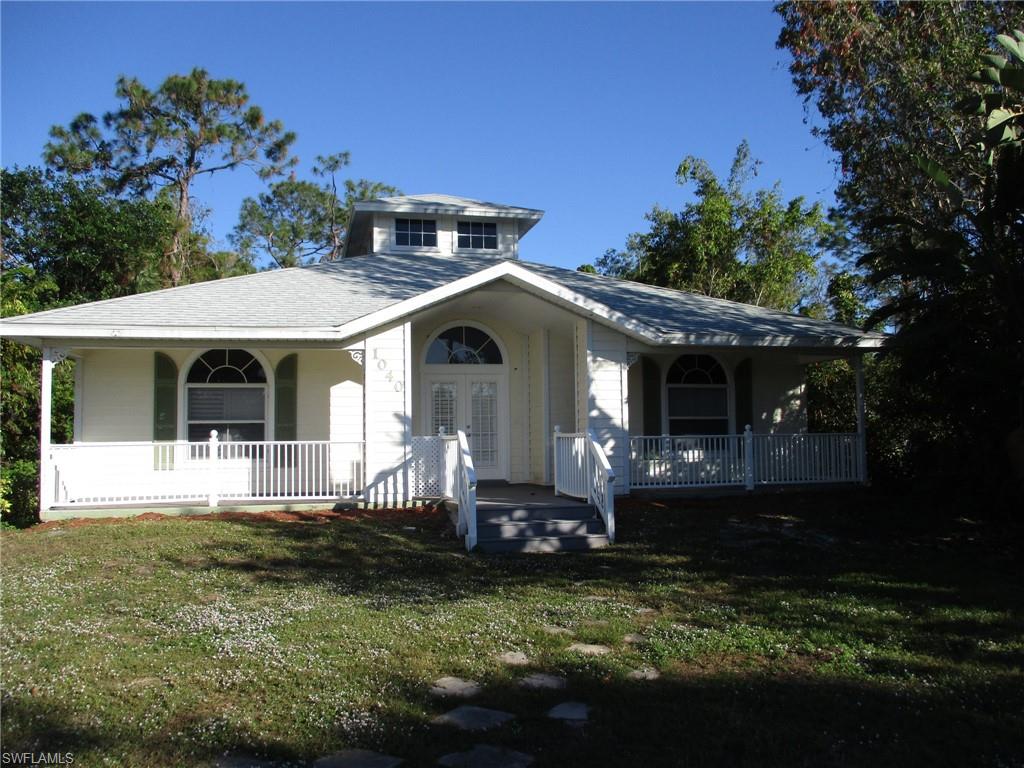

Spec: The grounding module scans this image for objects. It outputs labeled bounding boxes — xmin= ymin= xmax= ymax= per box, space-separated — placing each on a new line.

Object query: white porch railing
xmin=48 ymin=435 xmax=364 ymax=507
xmin=410 ymin=431 xmax=476 ymax=551
xmin=454 ymin=429 xmax=478 ymax=551
xmin=629 ymin=427 xmax=865 ymax=490
xmin=752 ymin=432 xmax=862 ymax=485
xmin=553 ymin=428 xmax=616 ymax=542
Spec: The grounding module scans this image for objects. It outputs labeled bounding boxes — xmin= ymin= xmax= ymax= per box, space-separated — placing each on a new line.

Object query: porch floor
xmin=474 ymin=481 xmax=590 ymax=510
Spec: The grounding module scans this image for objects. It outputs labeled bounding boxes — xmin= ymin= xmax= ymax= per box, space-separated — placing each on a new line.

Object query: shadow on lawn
xmin=153 ymin=490 xmax=1024 ymax=675
xmin=9 ymin=490 xmax=1003 ymax=765
xmin=4 ymin=661 xmax=1022 ymax=767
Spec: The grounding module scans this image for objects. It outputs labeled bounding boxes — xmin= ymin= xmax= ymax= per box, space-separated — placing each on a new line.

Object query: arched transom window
xmin=666 ymin=354 xmax=729 ymax=435
xmin=186 ymin=349 xmax=267 ymax=442
xmin=426 ymin=326 xmax=503 ymax=365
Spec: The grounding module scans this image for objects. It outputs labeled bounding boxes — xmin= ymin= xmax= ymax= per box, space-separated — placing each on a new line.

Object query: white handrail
xmin=586 ymin=429 xmax=616 ymax=543
xmin=455 ymin=429 xmax=478 ymax=551
xmin=47 ymin=438 xmax=365 ymax=507
xmin=628 ymin=431 xmax=864 ymax=488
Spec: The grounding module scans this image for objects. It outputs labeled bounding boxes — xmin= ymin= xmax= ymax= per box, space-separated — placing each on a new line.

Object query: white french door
xmin=424 ymin=373 xmax=507 ymax=480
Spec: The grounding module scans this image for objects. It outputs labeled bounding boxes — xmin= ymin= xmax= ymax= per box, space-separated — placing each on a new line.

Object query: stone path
xmin=433 ymin=705 xmax=516 ymax=731
xmin=312 ymin=749 xmax=404 ymax=768
xmin=518 ymin=672 xmax=567 ymax=690
xmin=567 ymin=642 xmax=611 ymax=656
xmin=627 ymin=667 xmax=661 ymax=681
xmin=623 ymin=633 xmax=644 ymax=644
xmin=540 ymin=624 xmax=572 ymax=636
xmin=547 ymin=701 xmax=590 ymax=723
xmin=214 ymin=757 xmax=279 ymax=768
xmin=437 ymin=744 xmax=535 ymax=768
xmin=430 ymin=676 xmax=482 ymax=699
xmin=497 ymin=651 xmax=529 ymax=666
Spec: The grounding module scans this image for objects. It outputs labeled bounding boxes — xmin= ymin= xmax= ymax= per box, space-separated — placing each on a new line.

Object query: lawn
xmin=1 ymin=492 xmax=1022 ymax=767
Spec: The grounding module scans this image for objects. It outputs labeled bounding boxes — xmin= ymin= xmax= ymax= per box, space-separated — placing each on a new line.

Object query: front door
xmin=424 ymin=374 xmax=506 ymax=480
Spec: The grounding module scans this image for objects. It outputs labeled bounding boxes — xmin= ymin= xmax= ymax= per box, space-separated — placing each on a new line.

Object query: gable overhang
xmin=0 ymin=261 xmax=886 ymax=351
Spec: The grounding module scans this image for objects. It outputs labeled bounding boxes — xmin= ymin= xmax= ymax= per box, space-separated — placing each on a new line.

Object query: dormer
xmin=343 ymin=194 xmax=544 ymax=259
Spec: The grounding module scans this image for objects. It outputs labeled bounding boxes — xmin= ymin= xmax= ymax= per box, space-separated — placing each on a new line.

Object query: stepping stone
xmin=582 ymin=619 xmax=609 ymax=628
xmin=215 ymin=757 xmax=280 ymax=768
xmin=430 ymin=676 xmax=481 ymax=699
xmin=636 ymin=607 xmax=656 ymax=615
xmin=547 ymin=701 xmax=590 ymax=722
xmin=540 ymin=625 xmax=572 ymax=636
xmin=497 ymin=651 xmax=529 ymax=666
xmin=433 ymin=705 xmax=515 ymax=731
xmin=437 ymin=744 xmax=534 ymax=768
xmin=582 ymin=595 xmax=608 ymax=602
xmin=313 ymin=751 xmax=403 ymax=768
xmin=518 ymin=673 xmax=567 ymax=690
xmin=628 ymin=667 xmax=661 ymax=681
xmin=623 ymin=633 xmax=644 ymax=644
xmin=567 ymin=643 xmax=610 ymax=656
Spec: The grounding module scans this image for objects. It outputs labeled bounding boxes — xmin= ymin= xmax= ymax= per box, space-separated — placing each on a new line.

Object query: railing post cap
xmin=744 ymin=424 xmax=752 ymax=433
xmin=209 ymin=430 xmax=219 ymax=440
xmin=554 ymin=425 xmax=561 ymax=433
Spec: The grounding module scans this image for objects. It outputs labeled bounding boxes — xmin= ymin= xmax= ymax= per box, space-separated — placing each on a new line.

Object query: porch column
xmin=39 ymin=347 xmax=68 ymax=519
xmin=854 ymin=354 xmax=867 ymax=483
xmin=362 ymin=323 xmax=412 ymax=506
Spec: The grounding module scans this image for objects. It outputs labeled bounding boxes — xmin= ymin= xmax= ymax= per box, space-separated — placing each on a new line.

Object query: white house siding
xmin=586 ymin=321 xmax=630 ymax=494
xmin=749 ymin=353 xmax=807 ymax=432
xmin=372 ymin=214 xmax=518 ymax=259
xmin=527 ymin=330 xmax=549 ymax=484
xmin=329 ymin=346 xmax=365 ymax=444
xmin=548 ymin=330 xmax=576 ymax=438
xmin=630 ymin=350 xmax=808 ymax=436
xmin=76 ymin=347 xmax=365 ymax=444
xmin=363 ymin=324 xmax=412 ymax=505
xmin=296 ymin=350 xmax=361 ymax=441
xmin=78 ymin=349 xmax=154 ymax=442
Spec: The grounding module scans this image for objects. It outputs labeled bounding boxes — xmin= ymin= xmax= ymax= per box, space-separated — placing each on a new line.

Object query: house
xmin=0 ymin=194 xmax=884 ymax=550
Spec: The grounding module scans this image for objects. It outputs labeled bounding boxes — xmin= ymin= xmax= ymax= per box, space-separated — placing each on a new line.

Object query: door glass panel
xmin=431 ymin=382 xmax=457 ymax=436
xmin=470 ymin=381 xmax=498 ymax=467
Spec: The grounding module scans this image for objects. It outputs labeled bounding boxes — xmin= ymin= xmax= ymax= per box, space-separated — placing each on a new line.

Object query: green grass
xmin=1 ymin=492 xmax=1022 ymax=767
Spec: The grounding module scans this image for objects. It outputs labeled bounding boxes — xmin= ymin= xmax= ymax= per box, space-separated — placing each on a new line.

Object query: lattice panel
xmin=410 ymin=436 xmax=444 ymax=497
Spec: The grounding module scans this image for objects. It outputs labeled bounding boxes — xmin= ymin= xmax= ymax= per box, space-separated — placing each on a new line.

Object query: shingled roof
xmin=0 ymin=253 xmax=884 ymax=349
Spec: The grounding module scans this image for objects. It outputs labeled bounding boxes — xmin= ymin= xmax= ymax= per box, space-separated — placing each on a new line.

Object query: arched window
xmin=666 ymin=354 xmax=729 ymax=435
xmin=185 ymin=349 xmax=267 ymax=442
xmin=426 ymin=326 xmax=503 ymax=365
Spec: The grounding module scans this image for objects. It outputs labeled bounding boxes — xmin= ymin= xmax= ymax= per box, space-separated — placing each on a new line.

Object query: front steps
xmin=449 ymin=502 xmax=610 ymax=553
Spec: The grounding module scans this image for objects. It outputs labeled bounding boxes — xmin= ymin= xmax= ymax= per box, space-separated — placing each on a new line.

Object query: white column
xmin=363 ymin=323 xmax=412 ymax=506
xmin=38 ymin=348 xmax=54 ymax=519
xmin=854 ymin=355 xmax=867 ymax=483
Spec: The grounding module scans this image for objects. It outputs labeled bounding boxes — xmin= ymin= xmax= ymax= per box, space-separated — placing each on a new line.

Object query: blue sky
xmin=1 ymin=2 xmax=837 ymax=271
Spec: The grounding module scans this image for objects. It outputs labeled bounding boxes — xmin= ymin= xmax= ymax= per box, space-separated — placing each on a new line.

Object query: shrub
xmin=0 ymin=460 xmax=39 ymax=528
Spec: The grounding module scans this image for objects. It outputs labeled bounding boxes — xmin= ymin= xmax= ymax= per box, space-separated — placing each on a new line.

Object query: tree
xmin=591 ymin=141 xmax=830 ymax=312
xmin=231 ymin=154 xmax=398 ymax=268
xmin=778 ymin=4 xmax=1024 ymax=498
xmin=44 ymin=68 xmax=297 ymax=286
xmin=0 ymin=167 xmax=177 ymax=525
xmin=1 ymin=167 xmax=175 ymax=303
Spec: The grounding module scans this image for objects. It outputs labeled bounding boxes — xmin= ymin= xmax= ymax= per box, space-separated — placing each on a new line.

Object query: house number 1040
xmin=372 ymin=348 xmax=404 ymax=392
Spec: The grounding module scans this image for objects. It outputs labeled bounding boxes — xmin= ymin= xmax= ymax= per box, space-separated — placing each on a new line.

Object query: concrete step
xmin=477 ymin=518 xmax=606 ymax=540
xmin=477 ymin=533 xmax=611 ymax=554
xmin=476 ymin=505 xmax=598 ymax=523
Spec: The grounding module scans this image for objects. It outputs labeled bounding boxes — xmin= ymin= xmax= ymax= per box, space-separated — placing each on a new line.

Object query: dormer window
xmin=395 ymin=218 xmax=437 ymax=248
xmin=457 ymin=221 xmax=498 ymax=250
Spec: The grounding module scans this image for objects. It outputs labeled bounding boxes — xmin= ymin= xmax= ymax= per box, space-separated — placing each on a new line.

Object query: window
xmin=186 ymin=349 xmax=267 ymax=442
xmin=666 ymin=354 xmax=729 ymax=435
xmin=395 ymin=218 xmax=437 ymax=247
xmin=457 ymin=221 xmax=498 ymax=250
xmin=426 ymin=326 xmax=503 ymax=365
